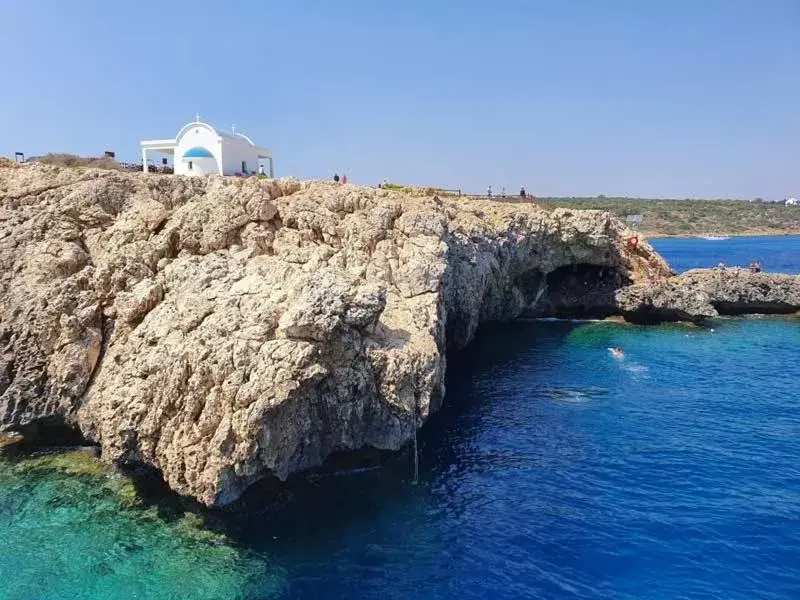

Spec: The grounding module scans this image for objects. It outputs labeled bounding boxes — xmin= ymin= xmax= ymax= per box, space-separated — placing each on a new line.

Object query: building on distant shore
xmin=786 ymin=197 xmax=798 ymax=206
xmin=140 ymin=116 xmax=273 ymax=177
xmin=626 ymin=214 xmax=644 ymax=229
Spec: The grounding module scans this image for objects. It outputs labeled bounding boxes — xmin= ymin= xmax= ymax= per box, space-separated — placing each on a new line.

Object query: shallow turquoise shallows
xmin=0 ymin=460 xmax=287 ymax=599
xmin=2 ymin=238 xmax=799 ymax=600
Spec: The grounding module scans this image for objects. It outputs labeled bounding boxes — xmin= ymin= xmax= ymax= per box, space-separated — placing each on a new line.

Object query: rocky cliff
xmin=1 ymin=161 xmax=793 ymax=506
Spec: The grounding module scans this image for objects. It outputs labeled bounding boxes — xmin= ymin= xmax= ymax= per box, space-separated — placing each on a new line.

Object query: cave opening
xmin=526 ymin=263 xmax=631 ymax=319
xmin=11 ymin=415 xmax=92 ymax=448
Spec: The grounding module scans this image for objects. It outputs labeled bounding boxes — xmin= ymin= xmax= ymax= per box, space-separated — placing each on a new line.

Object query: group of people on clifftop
xmin=335 ymin=175 xmax=534 ymax=200
xmin=486 ymin=185 xmax=528 ymax=199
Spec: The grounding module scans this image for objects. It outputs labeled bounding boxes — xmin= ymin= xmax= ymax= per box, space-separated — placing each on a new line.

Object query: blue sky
xmin=1 ymin=0 xmax=798 ymax=198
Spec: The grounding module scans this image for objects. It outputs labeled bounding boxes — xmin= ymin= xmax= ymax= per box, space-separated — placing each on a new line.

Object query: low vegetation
xmin=385 ymin=183 xmax=800 ymax=237
xmin=533 ymin=196 xmax=800 ymax=237
xmin=27 ymin=153 xmax=123 ymax=170
xmin=383 ymin=182 xmax=461 ymax=197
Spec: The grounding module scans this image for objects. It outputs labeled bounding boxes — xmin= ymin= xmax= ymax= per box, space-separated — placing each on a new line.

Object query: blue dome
xmin=182 ymin=146 xmax=214 ymax=159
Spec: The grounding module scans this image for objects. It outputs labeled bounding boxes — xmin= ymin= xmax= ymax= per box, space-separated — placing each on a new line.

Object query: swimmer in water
xmin=609 ymin=347 xmax=625 ymax=359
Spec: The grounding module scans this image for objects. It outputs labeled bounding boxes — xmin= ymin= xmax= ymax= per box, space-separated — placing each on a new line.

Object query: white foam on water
xmin=540 ymin=388 xmax=596 ymax=404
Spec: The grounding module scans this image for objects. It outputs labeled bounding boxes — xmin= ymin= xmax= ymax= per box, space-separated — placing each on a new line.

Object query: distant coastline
xmin=644 ymin=230 xmax=800 ymax=239
xmin=534 ymin=196 xmax=800 ymax=239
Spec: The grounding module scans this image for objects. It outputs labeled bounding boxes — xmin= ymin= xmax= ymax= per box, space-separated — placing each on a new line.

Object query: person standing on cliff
xmin=333 ymin=173 xmax=340 ymax=183
xmin=501 ymin=185 xmax=506 ymax=198
xmin=342 ymin=174 xmax=348 ymax=185
xmin=487 ymin=185 xmax=492 ymax=198
xmin=520 ymin=186 xmax=526 ymax=198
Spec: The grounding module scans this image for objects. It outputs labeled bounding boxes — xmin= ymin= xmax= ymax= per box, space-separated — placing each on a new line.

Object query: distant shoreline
xmin=534 ymin=197 xmax=800 ymax=240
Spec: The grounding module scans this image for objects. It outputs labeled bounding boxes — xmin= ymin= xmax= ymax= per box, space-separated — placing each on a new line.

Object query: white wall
xmin=171 ymin=123 xmax=265 ymax=177
xmin=183 ymin=156 xmax=218 ymax=176
xmin=219 ymin=137 xmax=261 ymax=176
xmin=175 ymin=124 xmax=222 ymax=176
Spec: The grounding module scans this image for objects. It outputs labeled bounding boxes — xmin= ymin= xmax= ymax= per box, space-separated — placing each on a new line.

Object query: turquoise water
xmin=2 ymin=238 xmax=799 ymax=599
xmin=0 ymin=453 xmax=287 ymax=599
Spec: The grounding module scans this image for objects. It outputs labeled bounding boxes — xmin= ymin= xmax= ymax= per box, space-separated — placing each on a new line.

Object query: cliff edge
xmin=2 ymin=161 xmax=793 ymax=506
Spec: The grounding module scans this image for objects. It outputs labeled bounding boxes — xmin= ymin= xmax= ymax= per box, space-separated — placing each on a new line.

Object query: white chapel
xmin=140 ymin=117 xmax=273 ymax=177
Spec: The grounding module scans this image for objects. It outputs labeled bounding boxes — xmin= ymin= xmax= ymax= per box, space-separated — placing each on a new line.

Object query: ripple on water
xmin=228 ymin=317 xmax=800 ymax=600
xmin=539 ymin=387 xmax=610 ymax=404
xmin=2 ymin=312 xmax=800 ymax=599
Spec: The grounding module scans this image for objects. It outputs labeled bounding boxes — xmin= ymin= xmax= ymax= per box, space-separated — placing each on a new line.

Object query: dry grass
xmin=383 ymin=182 xmax=460 ymax=197
xmin=28 ymin=153 xmax=123 ymax=171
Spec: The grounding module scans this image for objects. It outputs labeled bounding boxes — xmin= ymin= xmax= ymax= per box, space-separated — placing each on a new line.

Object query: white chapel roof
xmin=176 ymin=121 xmax=256 ymax=146
xmin=142 ymin=120 xmax=271 ymax=158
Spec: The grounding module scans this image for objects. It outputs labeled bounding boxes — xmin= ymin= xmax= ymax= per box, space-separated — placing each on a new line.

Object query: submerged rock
xmin=0 ymin=441 xmax=278 ymax=598
xmin=8 ymin=160 xmax=787 ymax=506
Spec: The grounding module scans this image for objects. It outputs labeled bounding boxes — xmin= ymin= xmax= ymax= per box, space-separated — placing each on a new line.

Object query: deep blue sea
xmin=650 ymin=234 xmax=800 ymax=274
xmin=1 ymin=236 xmax=799 ymax=600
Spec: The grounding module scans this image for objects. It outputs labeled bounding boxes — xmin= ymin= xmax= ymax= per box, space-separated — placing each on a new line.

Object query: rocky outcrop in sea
xmin=617 ymin=268 xmax=800 ymax=322
xmin=1 ymin=161 xmax=797 ymax=506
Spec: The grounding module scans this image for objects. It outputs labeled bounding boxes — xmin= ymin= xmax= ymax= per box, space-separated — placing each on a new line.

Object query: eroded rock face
xmin=616 ymin=268 xmax=800 ymax=322
xmin=0 ymin=162 xmax=668 ymax=505
xmin=679 ymin=269 xmax=800 ymax=315
xmin=616 ymin=278 xmax=718 ymax=322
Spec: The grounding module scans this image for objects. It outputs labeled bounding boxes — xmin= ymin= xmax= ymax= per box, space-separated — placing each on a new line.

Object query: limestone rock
xmin=616 ymin=279 xmax=718 ymax=322
xmin=0 ymin=162 xmax=672 ymax=506
xmin=616 ymin=268 xmax=800 ymax=322
xmin=678 ymin=268 xmax=800 ymax=315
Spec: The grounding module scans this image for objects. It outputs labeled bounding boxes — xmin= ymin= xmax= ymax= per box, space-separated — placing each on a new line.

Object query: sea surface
xmin=2 ymin=237 xmax=799 ymax=600
xmin=650 ymin=234 xmax=800 ymax=274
